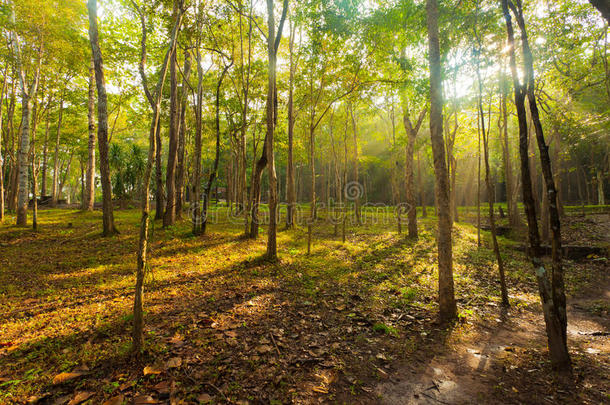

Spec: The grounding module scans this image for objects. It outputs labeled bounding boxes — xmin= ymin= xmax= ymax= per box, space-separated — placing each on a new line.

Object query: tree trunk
xmin=131 ymin=0 xmax=182 ymax=354
xmin=41 ymin=115 xmax=49 ymax=197
xmin=286 ymin=20 xmax=297 ymax=228
xmin=0 ymin=66 xmax=6 ymax=223
xmin=418 ymin=150 xmax=427 ymax=218
xmin=350 ymin=104 xmax=361 ymax=225
xmin=176 ymin=52 xmax=191 ymax=219
xmin=86 ymin=59 xmax=96 ymax=211
xmin=403 ymin=107 xmax=427 ymax=238
xmin=51 ymin=98 xmax=63 ymax=207
xmin=500 ymin=74 xmax=519 ymax=227
xmin=192 ymin=42 xmax=205 ymax=235
xmin=164 ymin=20 xmax=180 ymax=227
xmin=155 ymin=119 xmax=163 ymax=219
xmin=597 ymin=169 xmax=605 ymax=205
xmin=426 ymin=0 xmax=457 ymax=323
xmin=474 ymin=29 xmax=509 ymax=305
xmin=15 ymin=63 xmax=40 ymax=227
xmin=202 ymin=64 xmax=231 ymax=235
xmin=503 ymin=0 xmax=571 ymax=373
xmin=88 ymin=0 xmax=118 ymax=236
xmin=265 ymin=0 xmax=281 ymax=260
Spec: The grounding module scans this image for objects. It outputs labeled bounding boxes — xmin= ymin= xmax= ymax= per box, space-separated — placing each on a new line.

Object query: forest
xmin=0 ymin=0 xmax=609 ymax=403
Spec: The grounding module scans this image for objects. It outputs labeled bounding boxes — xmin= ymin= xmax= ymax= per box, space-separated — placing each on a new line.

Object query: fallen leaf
xmin=256 ymin=345 xmax=272 ymax=354
xmin=197 ymin=393 xmax=212 ymax=403
xmin=67 ymin=391 xmax=94 ymax=405
xmin=52 ymin=372 xmax=86 ymax=385
xmin=134 ymin=395 xmax=158 ymax=404
xmin=153 ymin=380 xmax=171 ymax=394
xmin=165 ymin=357 xmax=182 ymax=369
xmin=102 ymin=395 xmax=125 ymax=405
xmin=143 ymin=366 xmax=163 ymax=376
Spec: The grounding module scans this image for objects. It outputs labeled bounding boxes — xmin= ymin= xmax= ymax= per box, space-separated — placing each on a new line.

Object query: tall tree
xmin=403 ymin=106 xmax=427 ymax=238
xmin=88 ymin=0 xmax=118 ymax=236
xmin=85 ymin=59 xmax=96 ymax=211
xmin=131 ymin=0 xmax=183 ymax=354
xmin=426 ymin=0 xmax=457 ymax=323
xmin=164 ymin=4 xmax=180 ymax=227
xmin=10 ymin=0 xmax=42 ymax=226
xmin=265 ymin=0 xmax=288 ymax=259
xmin=502 ymin=0 xmax=571 ymax=373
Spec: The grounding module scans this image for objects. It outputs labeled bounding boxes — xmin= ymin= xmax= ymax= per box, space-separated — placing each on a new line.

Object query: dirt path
xmin=376 ymin=276 xmax=610 ymax=404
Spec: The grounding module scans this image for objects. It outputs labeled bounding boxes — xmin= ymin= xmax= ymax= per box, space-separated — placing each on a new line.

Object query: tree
xmin=85 ymin=59 xmax=95 ymax=211
xmin=131 ymin=0 xmax=184 ymax=354
xmin=502 ymin=0 xmax=571 ymax=373
xmin=10 ymin=0 xmax=42 ymax=226
xmin=88 ymin=0 xmax=118 ymax=236
xmin=426 ymin=0 xmax=457 ymax=323
xmin=403 ymin=105 xmax=427 ymax=238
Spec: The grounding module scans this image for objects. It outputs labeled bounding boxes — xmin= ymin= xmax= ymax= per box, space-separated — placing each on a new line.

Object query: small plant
xmin=373 ymin=322 xmax=398 ymax=336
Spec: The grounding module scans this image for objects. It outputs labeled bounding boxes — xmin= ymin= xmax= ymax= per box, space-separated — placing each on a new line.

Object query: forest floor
xmin=0 ymin=208 xmax=608 ymax=404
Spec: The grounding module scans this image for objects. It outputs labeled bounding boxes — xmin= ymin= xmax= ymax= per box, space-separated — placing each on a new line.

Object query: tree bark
xmin=175 ymin=52 xmax=191 ymax=219
xmin=426 ymin=0 xmax=457 ymax=323
xmin=503 ymin=0 xmax=571 ymax=373
xmin=164 ymin=13 xmax=180 ymax=227
xmin=265 ymin=0 xmax=282 ymax=260
xmin=0 ymin=65 xmax=7 ymax=222
xmin=202 ymin=63 xmax=231 ymax=234
xmin=88 ymin=0 xmax=118 ymax=236
xmin=51 ymin=98 xmax=63 ymax=207
xmin=86 ymin=59 xmax=96 ymax=211
xmin=12 ymin=14 xmax=41 ymax=226
xmin=286 ymin=19 xmax=297 ymax=229
xmin=131 ymin=0 xmax=183 ymax=354
xmin=350 ymin=104 xmax=361 ymax=225
xmin=403 ymin=107 xmax=427 ymax=238
xmin=474 ymin=23 xmax=510 ymax=305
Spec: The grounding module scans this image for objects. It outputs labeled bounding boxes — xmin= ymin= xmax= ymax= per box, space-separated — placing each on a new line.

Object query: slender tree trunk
xmin=131 ymin=0 xmax=182 ymax=354
xmin=403 ymin=108 xmax=427 ymax=238
xmin=474 ymin=27 xmax=509 ymax=305
xmin=0 ymin=66 xmax=6 ymax=222
xmin=350 ymin=104 xmax=361 ymax=225
xmin=202 ymin=64 xmax=231 ymax=234
xmin=500 ymin=73 xmax=519 ymax=227
xmin=86 ymin=59 xmax=96 ymax=211
xmin=265 ymin=0 xmax=282 ymax=260
xmin=164 ymin=19 xmax=180 ymax=227
xmin=88 ymin=0 xmax=118 ymax=236
xmin=597 ymin=169 xmax=605 ymax=205
xmin=426 ymin=0 xmax=457 ymax=323
xmin=41 ymin=115 xmax=49 ymax=197
xmin=155 ymin=119 xmax=163 ymax=219
xmin=477 ymin=111 xmax=481 ymax=247
xmin=176 ymin=52 xmax=191 ymax=219
xmin=286 ymin=20 xmax=297 ymax=229
xmin=58 ymin=152 xmax=73 ymax=200
xmin=418 ymin=150 xmax=427 ymax=217
xmin=15 ymin=65 xmax=40 ymax=226
xmin=503 ymin=0 xmax=570 ymax=373
xmin=51 ymin=98 xmax=63 ymax=207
